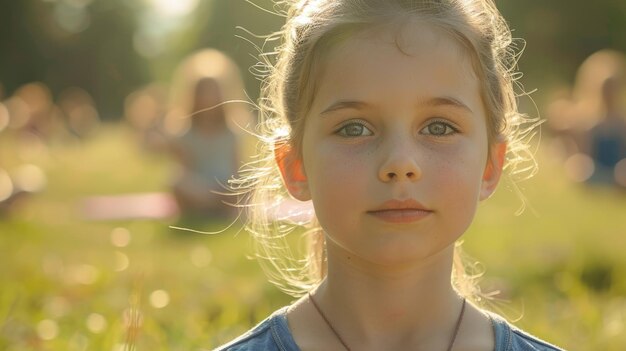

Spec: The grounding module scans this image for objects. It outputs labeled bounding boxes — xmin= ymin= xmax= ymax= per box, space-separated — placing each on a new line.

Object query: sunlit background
xmin=1 ymin=1 xmax=626 ymax=350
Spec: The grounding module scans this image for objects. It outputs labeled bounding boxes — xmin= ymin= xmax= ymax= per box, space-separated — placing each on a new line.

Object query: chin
xmin=363 ymin=241 xmax=449 ymax=268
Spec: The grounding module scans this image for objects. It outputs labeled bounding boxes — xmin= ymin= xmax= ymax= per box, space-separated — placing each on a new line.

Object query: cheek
xmin=430 ymin=144 xmax=486 ymax=227
xmin=303 ymin=144 xmax=370 ymax=226
xmin=440 ymin=160 xmax=483 ymax=206
xmin=306 ymin=145 xmax=369 ymax=199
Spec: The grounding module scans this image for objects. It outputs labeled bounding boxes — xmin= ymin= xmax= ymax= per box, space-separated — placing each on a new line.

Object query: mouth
xmin=367 ymin=199 xmax=433 ymax=223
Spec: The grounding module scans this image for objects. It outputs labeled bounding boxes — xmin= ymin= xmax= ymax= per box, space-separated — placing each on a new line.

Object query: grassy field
xmin=1 ymin=123 xmax=624 ymax=350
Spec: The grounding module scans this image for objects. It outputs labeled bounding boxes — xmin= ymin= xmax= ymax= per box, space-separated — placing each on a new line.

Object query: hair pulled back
xmin=232 ymin=0 xmax=537 ymax=298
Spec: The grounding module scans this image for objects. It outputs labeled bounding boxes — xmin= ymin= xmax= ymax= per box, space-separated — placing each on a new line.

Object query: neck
xmin=316 ymin=243 xmax=462 ymax=345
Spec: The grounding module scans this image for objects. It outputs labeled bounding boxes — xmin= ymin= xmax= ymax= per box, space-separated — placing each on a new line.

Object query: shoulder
xmin=489 ymin=313 xmax=566 ymax=351
xmin=211 ymin=307 xmax=300 ymax=351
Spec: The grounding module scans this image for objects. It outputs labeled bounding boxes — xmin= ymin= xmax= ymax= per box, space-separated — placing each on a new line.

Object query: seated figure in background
xmin=546 ymin=49 xmax=626 ymax=187
xmin=586 ymin=77 xmax=626 ymax=187
xmin=167 ymin=49 xmax=252 ymax=218
xmin=170 ymin=77 xmax=238 ymax=217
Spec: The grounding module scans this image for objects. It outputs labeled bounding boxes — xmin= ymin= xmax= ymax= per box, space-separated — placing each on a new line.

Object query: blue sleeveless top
xmin=213 ymin=307 xmax=565 ymax=351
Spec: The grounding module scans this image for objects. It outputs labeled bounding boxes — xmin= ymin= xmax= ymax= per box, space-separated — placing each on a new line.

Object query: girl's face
xmin=281 ymin=22 xmax=505 ymax=267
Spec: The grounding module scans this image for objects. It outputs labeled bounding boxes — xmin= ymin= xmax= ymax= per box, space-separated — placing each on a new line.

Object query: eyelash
xmin=334 ymin=119 xmax=460 ymax=138
xmin=420 ymin=119 xmax=460 ymax=136
xmin=335 ymin=120 xmax=374 ymax=137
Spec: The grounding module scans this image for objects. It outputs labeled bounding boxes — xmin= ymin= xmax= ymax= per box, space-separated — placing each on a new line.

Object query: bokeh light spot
xmin=53 ymin=2 xmax=91 ymax=34
xmin=149 ymin=289 xmax=170 ymax=309
xmin=37 ymin=319 xmax=59 ymax=340
xmin=0 ymin=169 xmax=13 ymax=202
xmin=13 ymin=164 xmax=47 ymax=193
xmin=614 ymin=159 xmax=626 ymax=187
xmin=86 ymin=313 xmax=107 ymax=334
xmin=133 ymin=30 xmax=165 ymax=59
xmin=147 ymin=0 xmax=199 ymax=17
xmin=110 ymin=227 xmax=131 ymax=247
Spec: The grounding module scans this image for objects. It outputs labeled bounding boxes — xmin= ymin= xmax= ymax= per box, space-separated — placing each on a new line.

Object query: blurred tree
xmin=1 ymin=0 xmax=625 ymax=119
xmin=499 ymin=0 xmax=626 ymax=107
xmin=0 ymin=0 xmax=148 ymax=119
xmin=161 ymin=0 xmax=285 ymax=106
xmin=183 ymin=0 xmax=626 ymax=111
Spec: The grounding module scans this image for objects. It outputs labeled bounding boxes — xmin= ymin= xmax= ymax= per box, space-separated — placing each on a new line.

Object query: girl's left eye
xmin=420 ymin=121 xmax=458 ymax=136
xmin=336 ymin=122 xmax=374 ymax=137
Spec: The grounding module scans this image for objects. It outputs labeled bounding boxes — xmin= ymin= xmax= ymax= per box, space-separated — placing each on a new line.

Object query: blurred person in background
xmin=124 ymin=83 xmax=170 ymax=153
xmin=57 ymin=87 xmax=101 ymax=140
xmin=0 ymin=82 xmax=14 ymax=214
xmin=546 ymin=50 xmax=626 ymax=185
xmin=0 ymin=167 xmax=18 ymax=215
xmin=0 ymin=82 xmax=8 ymax=134
xmin=585 ymin=77 xmax=626 ymax=187
xmin=0 ymin=83 xmax=52 ymax=214
xmin=167 ymin=49 xmax=253 ymax=219
xmin=8 ymin=82 xmax=66 ymax=144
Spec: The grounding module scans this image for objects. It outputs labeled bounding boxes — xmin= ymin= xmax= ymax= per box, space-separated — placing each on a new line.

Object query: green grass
xmin=1 ymin=123 xmax=624 ymax=350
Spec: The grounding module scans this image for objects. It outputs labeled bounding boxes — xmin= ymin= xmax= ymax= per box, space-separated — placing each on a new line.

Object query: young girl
xmin=219 ymin=0 xmax=563 ymax=350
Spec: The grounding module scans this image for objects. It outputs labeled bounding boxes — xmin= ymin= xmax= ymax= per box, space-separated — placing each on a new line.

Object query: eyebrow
xmin=320 ymin=100 xmax=369 ymax=116
xmin=424 ymin=96 xmax=473 ymax=113
xmin=319 ymin=96 xmax=473 ymax=116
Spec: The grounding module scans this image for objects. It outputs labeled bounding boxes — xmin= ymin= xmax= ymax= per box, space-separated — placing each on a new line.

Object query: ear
xmin=274 ymin=141 xmax=311 ymax=201
xmin=480 ymin=141 xmax=506 ymax=201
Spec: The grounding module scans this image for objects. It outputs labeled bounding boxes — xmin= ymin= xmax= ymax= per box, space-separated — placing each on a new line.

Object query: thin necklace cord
xmin=308 ymin=292 xmax=352 ymax=351
xmin=447 ymin=297 xmax=466 ymax=351
xmin=308 ymin=292 xmax=466 ymax=351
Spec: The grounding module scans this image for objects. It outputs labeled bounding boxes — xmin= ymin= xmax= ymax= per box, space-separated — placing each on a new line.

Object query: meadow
xmin=1 ymin=123 xmax=625 ymax=350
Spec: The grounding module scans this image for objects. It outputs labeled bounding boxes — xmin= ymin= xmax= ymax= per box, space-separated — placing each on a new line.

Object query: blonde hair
xmin=233 ymin=0 xmax=538 ymax=299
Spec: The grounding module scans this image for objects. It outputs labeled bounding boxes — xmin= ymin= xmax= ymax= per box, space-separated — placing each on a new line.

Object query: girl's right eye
xmin=336 ymin=122 xmax=373 ymax=137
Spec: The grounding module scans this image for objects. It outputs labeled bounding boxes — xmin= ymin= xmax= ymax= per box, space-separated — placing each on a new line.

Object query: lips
xmin=367 ymin=199 xmax=433 ymax=223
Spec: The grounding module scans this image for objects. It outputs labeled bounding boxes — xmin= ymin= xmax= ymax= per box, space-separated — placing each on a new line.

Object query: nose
xmin=378 ymin=140 xmax=422 ymax=183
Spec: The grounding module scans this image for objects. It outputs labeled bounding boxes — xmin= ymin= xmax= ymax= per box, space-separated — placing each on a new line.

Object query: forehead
xmin=311 ymin=20 xmax=481 ymax=113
